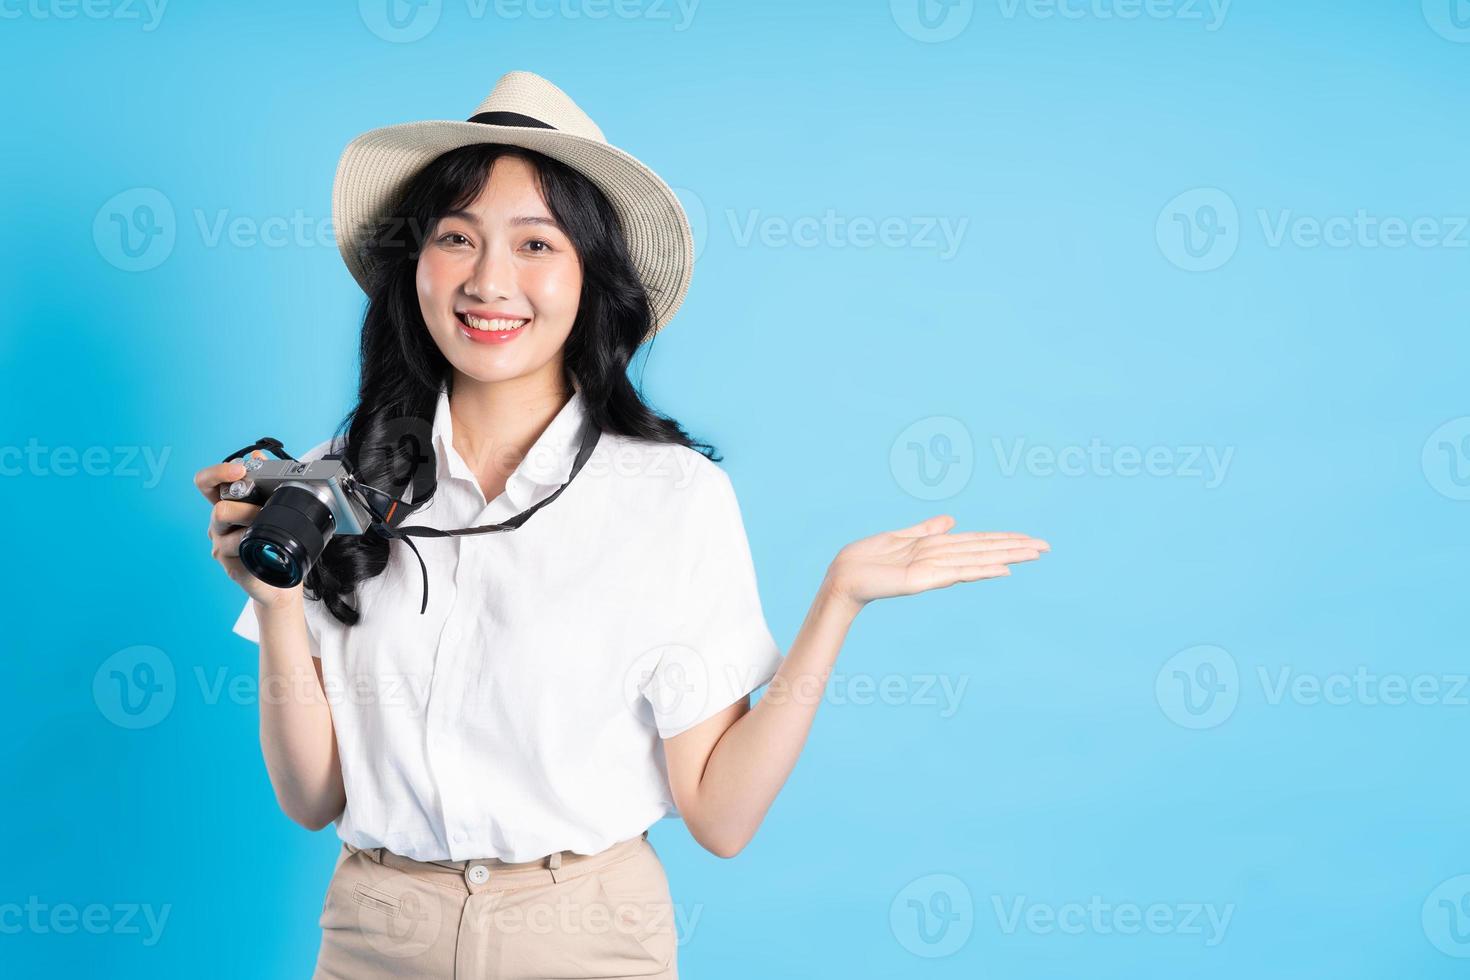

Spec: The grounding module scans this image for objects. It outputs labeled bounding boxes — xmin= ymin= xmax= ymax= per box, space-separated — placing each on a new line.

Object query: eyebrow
xmin=439 ymin=209 xmax=562 ymax=230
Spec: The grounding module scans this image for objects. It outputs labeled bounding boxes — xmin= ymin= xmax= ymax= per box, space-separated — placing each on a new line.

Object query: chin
xmin=452 ymin=359 xmax=527 ymax=383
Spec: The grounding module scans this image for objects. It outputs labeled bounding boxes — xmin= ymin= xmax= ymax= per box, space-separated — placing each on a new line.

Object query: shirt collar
xmin=430 ymin=374 xmax=588 ymax=512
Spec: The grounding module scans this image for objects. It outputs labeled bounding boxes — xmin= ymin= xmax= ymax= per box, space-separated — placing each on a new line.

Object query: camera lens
xmin=238 ymin=485 xmax=337 ymax=588
xmin=244 ymin=541 xmax=299 ymax=584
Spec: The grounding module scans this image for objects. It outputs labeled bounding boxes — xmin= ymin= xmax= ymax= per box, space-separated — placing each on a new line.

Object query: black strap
xmin=221 ymin=437 xmax=294 ymax=464
xmin=466 ymin=111 xmax=555 ymax=130
xmin=371 ymin=415 xmax=603 ymax=614
xmin=222 ymin=410 xmax=597 ymax=616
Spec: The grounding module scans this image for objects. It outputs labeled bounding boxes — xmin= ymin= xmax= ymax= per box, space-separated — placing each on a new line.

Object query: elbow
xmin=699 ymin=830 xmax=751 ymax=859
xmin=293 ymin=810 xmax=337 ymax=832
xmin=279 ymin=792 xmax=344 ymax=832
xmin=679 ymin=791 xmax=758 ymax=858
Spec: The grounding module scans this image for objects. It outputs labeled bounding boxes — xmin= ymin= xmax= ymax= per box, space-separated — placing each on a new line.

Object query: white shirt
xmin=232 ymin=383 xmax=784 ymax=862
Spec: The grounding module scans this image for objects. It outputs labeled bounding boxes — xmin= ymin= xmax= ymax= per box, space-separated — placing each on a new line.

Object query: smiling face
xmin=416 ymin=153 xmax=583 ymax=386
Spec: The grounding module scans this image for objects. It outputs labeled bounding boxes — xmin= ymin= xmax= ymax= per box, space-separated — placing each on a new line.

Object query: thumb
xmin=893 ymin=514 xmax=955 ymax=538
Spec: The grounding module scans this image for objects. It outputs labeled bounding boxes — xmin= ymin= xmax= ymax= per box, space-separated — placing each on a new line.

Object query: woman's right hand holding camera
xmin=195 ymin=452 xmax=305 ymax=609
xmin=197 ymin=452 xmax=343 ymax=831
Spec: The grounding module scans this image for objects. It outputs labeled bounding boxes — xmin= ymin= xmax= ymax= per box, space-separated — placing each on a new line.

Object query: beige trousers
xmin=313 ymin=830 xmax=678 ymax=979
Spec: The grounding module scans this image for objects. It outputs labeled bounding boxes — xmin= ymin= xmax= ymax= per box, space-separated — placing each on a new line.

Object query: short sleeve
xmin=226 ymin=436 xmax=338 ymax=658
xmin=646 ymin=463 xmax=784 ymax=739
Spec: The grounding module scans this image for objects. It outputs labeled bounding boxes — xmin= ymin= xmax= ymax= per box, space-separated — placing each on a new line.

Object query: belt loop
xmin=373 ymin=847 xmax=385 ymax=864
xmin=641 ymin=830 xmax=648 ymax=840
xmin=547 ymin=851 xmax=562 ymax=871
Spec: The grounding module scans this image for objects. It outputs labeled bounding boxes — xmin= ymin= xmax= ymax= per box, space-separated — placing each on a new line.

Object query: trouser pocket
xmin=472 ymin=842 xmax=677 ymax=980
xmin=588 ymin=843 xmax=677 ymax=972
xmin=317 ymin=848 xmax=454 ymax=969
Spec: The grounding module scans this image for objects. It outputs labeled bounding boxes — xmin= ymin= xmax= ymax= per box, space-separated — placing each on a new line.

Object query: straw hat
xmin=332 ymin=70 xmax=693 ymax=342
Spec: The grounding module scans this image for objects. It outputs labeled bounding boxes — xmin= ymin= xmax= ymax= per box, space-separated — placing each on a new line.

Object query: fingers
xmin=894 ymin=522 xmax=1050 ymax=551
xmin=209 ymin=499 xmax=260 ymax=538
xmin=952 ymin=565 xmax=1013 ymax=581
xmin=946 ymin=530 xmax=1041 ymax=544
xmin=194 ymin=451 xmax=267 ymax=503
xmin=195 ymin=461 xmax=247 ymax=503
xmin=909 ymin=562 xmax=1011 ymax=592
xmin=210 ymin=526 xmax=247 ymax=562
xmin=925 ymin=536 xmax=1050 ymax=557
xmin=930 ymin=546 xmax=1044 ymax=567
xmin=917 ymin=537 xmax=1051 ymax=592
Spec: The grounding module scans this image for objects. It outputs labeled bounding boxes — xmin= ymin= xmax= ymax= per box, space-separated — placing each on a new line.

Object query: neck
xmin=447 ymin=364 xmax=573 ymax=478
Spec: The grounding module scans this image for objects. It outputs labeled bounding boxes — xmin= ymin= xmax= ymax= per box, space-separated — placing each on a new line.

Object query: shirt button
xmin=468 ymin=865 xmax=490 ymax=885
xmin=453 ymin=831 xmax=467 ymax=844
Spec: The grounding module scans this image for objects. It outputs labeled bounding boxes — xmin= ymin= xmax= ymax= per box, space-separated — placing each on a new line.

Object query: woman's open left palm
xmin=826 ymin=515 xmax=1050 ymax=608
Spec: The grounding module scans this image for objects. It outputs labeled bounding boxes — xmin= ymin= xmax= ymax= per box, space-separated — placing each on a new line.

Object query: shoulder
xmin=592 ymin=435 xmax=740 ymax=533
xmin=600 ymin=433 xmax=729 ymax=497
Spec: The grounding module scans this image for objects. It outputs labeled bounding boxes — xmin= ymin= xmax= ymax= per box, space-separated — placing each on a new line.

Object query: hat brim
xmin=332 ymin=120 xmax=693 ymax=342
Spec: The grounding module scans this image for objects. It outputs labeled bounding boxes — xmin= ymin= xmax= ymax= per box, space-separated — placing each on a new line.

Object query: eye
xmin=524 ymin=238 xmax=554 ymax=253
xmin=436 ymin=232 xmax=470 ymax=246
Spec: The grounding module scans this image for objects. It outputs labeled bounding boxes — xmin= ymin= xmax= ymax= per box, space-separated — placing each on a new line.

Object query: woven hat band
xmin=466 ymin=111 xmax=555 ymax=130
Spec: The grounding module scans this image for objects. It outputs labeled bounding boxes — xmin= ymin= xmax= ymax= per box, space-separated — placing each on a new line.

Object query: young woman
xmin=194 ymin=71 xmax=1048 ymax=979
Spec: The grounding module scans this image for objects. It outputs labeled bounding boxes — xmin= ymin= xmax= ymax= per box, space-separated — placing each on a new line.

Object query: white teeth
xmin=462 ymin=313 xmax=528 ymax=332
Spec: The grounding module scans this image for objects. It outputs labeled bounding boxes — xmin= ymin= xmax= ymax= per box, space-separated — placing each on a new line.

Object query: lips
xmin=455 ymin=311 xmax=528 ymax=345
xmin=456 ymin=311 xmax=530 ymax=331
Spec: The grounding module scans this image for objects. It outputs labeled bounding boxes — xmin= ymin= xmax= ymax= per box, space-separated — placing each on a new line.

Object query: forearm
xmin=689 ymin=576 xmax=861 ymax=856
xmin=256 ymin=597 xmax=345 ymax=830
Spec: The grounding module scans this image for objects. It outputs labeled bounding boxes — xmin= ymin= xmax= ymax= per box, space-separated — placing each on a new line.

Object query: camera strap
xmin=223 ymin=420 xmax=603 ymax=616
xmin=368 ymin=415 xmax=603 ymax=614
xmin=220 ymin=437 xmax=295 ymax=465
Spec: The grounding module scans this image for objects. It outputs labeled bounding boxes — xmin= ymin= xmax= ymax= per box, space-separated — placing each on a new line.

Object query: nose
xmin=465 ymin=238 xmax=516 ymax=300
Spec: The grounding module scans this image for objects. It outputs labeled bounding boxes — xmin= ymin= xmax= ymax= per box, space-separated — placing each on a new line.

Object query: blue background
xmin=4 ymin=0 xmax=1467 ymax=976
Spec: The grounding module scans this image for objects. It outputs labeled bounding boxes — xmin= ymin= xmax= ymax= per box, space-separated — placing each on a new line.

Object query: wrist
xmin=817 ymin=572 xmax=864 ymax=622
xmin=254 ymin=591 xmax=304 ymax=617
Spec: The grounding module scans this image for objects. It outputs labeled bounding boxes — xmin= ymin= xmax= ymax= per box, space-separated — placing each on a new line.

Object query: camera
xmin=221 ymin=454 xmax=375 ymax=588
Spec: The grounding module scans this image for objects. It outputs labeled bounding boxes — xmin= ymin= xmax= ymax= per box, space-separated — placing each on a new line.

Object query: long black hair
xmin=305 ymin=143 xmax=716 ymax=628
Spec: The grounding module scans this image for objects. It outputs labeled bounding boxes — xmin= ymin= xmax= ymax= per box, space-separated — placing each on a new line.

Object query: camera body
xmin=221 ymin=454 xmax=376 ymax=587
